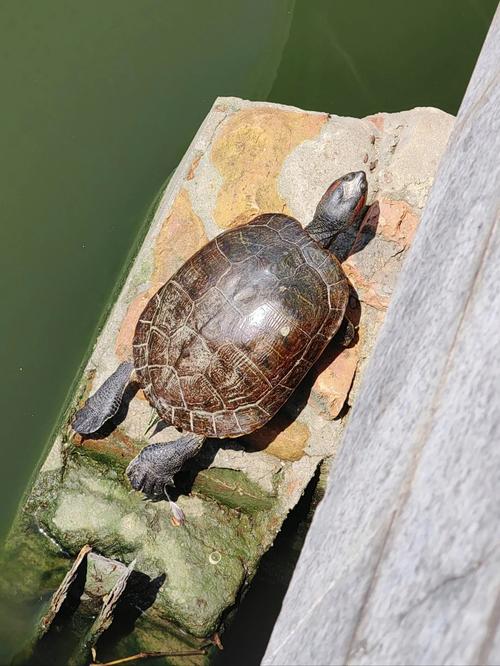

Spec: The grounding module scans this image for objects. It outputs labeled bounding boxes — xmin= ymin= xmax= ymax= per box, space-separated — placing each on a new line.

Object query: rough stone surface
xmin=4 ymin=96 xmax=453 ymax=652
xmin=263 ymin=11 xmax=499 ymax=666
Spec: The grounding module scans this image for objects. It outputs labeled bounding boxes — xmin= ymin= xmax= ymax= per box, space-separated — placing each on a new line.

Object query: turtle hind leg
xmin=72 ymin=360 xmax=134 ymax=435
xmin=126 ymin=433 xmax=205 ymax=498
xmin=337 ymin=316 xmax=356 ymax=347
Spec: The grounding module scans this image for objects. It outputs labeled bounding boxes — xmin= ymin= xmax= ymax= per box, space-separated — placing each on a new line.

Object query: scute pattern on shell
xmin=133 ymin=213 xmax=349 ymax=437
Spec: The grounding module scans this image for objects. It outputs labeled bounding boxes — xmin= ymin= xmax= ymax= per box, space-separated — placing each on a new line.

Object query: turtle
xmin=73 ymin=170 xmax=368 ymax=521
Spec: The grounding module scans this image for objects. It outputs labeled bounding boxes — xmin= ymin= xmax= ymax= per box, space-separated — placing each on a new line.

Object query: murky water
xmin=0 ymin=0 xmax=496 ymax=660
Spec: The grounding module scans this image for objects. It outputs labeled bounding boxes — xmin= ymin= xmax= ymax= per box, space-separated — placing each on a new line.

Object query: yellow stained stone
xmin=211 ymin=108 xmax=327 ymax=229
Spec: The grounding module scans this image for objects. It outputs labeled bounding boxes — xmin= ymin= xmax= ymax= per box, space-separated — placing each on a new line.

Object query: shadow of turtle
xmin=167 ymin=437 xmax=244 ymax=500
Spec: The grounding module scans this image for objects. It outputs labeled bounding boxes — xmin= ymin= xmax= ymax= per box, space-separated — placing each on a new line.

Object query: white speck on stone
xmin=209 ymin=551 xmax=222 ymax=565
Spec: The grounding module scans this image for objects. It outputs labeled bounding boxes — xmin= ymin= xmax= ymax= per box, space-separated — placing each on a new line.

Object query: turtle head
xmin=307 ymin=171 xmax=367 ymax=250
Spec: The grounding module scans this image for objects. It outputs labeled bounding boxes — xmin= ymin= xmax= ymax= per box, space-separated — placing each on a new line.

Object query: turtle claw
xmin=126 ymin=445 xmax=174 ymax=499
xmin=144 ymin=410 xmax=162 ymax=437
xmin=125 ymin=434 xmax=205 ymax=499
xmin=142 ymin=475 xmax=166 ymax=499
xmin=127 ymin=434 xmax=205 ymax=526
xmin=127 ymin=463 xmax=155 ymax=497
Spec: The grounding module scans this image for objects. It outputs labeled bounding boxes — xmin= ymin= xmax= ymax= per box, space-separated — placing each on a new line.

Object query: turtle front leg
xmin=126 ymin=433 xmax=206 ymax=523
xmin=72 ymin=361 xmax=134 ymax=434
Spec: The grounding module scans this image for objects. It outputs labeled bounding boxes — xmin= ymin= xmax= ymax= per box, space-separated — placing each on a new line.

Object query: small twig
xmin=91 ymin=648 xmax=207 ymax=666
xmin=144 ymin=409 xmax=161 ymax=436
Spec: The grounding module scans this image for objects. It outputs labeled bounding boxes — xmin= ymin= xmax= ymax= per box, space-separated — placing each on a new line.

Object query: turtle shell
xmin=133 ymin=213 xmax=349 ymax=438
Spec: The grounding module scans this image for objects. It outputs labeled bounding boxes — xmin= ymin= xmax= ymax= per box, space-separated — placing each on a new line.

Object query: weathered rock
xmin=310 ymin=345 xmax=358 ymax=420
xmin=3 ymin=97 xmax=453 ymax=656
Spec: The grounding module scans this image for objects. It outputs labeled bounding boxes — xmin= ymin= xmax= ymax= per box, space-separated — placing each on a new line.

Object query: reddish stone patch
xmin=345 ymin=198 xmax=420 ymax=311
xmin=116 ymin=288 xmax=156 ymax=361
xmin=245 ymin=416 xmax=310 ymax=461
xmin=79 ymin=427 xmax=140 ymax=463
xmin=151 ymin=188 xmax=208 ymax=286
xmin=343 ymin=262 xmax=390 ymax=311
xmin=376 ymin=198 xmax=419 ymax=248
xmin=366 ymin=114 xmax=385 ymax=132
xmin=187 ymin=153 xmax=202 ymax=181
xmin=115 ymin=188 xmax=208 ymax=361
xmin=310 ymin=346 xmax=359 ymax=420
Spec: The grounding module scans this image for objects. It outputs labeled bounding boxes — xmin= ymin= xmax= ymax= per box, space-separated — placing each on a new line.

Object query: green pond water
xmin=0 ymin=0 xmax=496 ymax=660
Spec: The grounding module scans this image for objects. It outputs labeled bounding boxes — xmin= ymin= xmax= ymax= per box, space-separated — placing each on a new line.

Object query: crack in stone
xmin=345 ymin=511 xmax=396 ymax=664
xmin=397 ymin=559 xmax=485 ymax=625
xmin=476 ymin=584 xmax=500 ymax=666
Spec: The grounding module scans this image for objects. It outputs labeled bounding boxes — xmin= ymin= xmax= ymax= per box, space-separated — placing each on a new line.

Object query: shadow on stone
xmin=244 ymin=315 xmax=359 ymax=455
xmin=45 ymin=551 xmax=89 ymax=631
xmin=172 ymin=438 xmax=243 ymax=500
xmin=26 ymin=624 xmax=80 ymax=666
xmin=95 ymin=571 xmax=166 ymax=659
xmin=19 ymin=548 xmax=90 ymax=666
xmin=211 ymin=465 xmax=322 ymax=666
